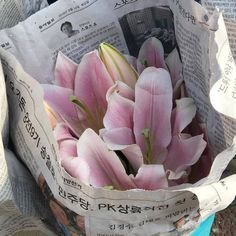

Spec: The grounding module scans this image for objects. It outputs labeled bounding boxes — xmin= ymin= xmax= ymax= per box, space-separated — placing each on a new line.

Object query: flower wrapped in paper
xmin=0 ymin=0 xmax=236 ymax=236
xmin=43 ymin=39 xmax=208 ymax=192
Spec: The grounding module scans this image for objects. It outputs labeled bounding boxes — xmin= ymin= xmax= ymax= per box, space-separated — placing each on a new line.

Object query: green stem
xmin=142 ymin=128 xmax=153 ymax=164
xmin=69 ymin=95 xmax=101 ymax=133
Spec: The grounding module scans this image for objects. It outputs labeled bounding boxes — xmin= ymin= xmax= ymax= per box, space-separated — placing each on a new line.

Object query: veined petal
xmin=171 ymin=98 xmax=197 ymax=135
xmin=61 ymin=156 xmax=90 ymax=185
xmin=134 ymin=67 xmax=173 ymax=164
xmin=164 ymin=134 xmax=207 ymax=173
xmin=165 ymin=48 xmax=183 ymax=87
xmin=69 ymin=129 xmax=136 ymax=189
xmin=54 ymin=52 xmax=78 ymax=89
xmin=106 ymin=81 xmax=135 ymax=101
xmin=99 ymin=43 xmax=138 ymax=89
xmin=137 ymin=37 xmax=167 ymax=74
xmin=104 ymin=91 xmax=134 ymax=130
xmin=132 ymin=164 xmax=168 ymax=190
xmin=74 ymin=50 xmax=114 ymax=130
xmin=43 ymin=84 xmax=77 ymax=118
xmin=101 ymin=127 xmax=135 ymax=149
xmin=121 ymin=144 xmax=144 ymax=172
xmin=43 ymin=84 xmax=84 ymax=137
xmin=101 ymin=127 xmax=143 ymax=172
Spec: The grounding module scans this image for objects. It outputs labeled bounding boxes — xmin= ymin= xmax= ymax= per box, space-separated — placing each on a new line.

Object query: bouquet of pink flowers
xmin=43 ymin=37 xmax=210 ymax=191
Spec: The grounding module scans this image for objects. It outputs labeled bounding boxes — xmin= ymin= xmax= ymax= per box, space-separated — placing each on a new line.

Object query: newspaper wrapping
xmin=0 ymin=0 xmax=236 ymax=235
xmin=0 ymin=0 xmax=58 ymax=235
xmin=0 ymin=61 xmax=57 ymax=235
xmin=202 ymin=0 xmax=236 ymax=175
xmin=203 ymin=0 xmax=236 ymax=61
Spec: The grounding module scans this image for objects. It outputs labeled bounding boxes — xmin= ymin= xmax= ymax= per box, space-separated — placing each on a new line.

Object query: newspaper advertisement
xmin=0 ymin=0 xmax=236 ymax=235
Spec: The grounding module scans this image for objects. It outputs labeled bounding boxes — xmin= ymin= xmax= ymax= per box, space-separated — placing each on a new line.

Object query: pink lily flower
xmin=43 ymin=51 xmax=114 ymax=136
xmin=102 ymin=67 xmax=173 ymax=163
xmin=101 ymin=67 xmax=206 ymax=184
xmin=62 ymin=128 xmax=168 ymax=190
xmin=44 ymin=46 xmax=139 ymax=137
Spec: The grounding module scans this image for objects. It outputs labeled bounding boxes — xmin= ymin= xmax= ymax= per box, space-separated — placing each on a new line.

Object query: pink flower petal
xmin=132 ymin=164 xmax=168 ymax=190
xmin=165 ymin=48 xmax=183 ymax=87
xmin=74 ymin=50 xmax=114 ymax=130
xmin=43 ymin=84 xmax=84 ymax=137
xmin=137 ymin=37 xmax=167 ymax=74
xmin=121 ymin=145 xmax=144 ymax=172
xmin=63 ymin=129 xmax=136 ymax=190
xmin=171 ymin=98 xmax=197 ymax=135
xmin=43 ymin=84 xmax=76 ymax=118
xmin=104 ymin=91 xmax=134 ymax=130
xmin=106 ymin=81 xmax=135 ymax=101
xmin=100 ymin=127 xmax=143 ymax=172
xmin=54 ymin=52 xmax=78 ymax=89
xmin=59 ymin=139 xmax=77 ymax=160
xmin=101 ymin=127 xmax=135 ymax=149
xmin=134 ymin=67 xmax=173 ymax=164
xmin=54 ymin=123 xmax=75 ymax=142
xmin=61 ymin=156 xmax=90 ymax=185
xmin=53 ymin=123 xmax=78 ymax=160
xmin=164 ymin=134 xmax=207 ymax=173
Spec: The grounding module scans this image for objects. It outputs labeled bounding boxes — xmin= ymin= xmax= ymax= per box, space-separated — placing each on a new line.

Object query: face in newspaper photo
xmin=60 ymin=21 xmax=80 ymax=38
